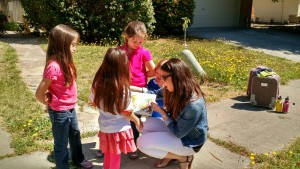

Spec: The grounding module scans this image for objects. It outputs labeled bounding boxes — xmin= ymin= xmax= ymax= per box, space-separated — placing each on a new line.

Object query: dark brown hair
xmin=46 ymin=24 xmax=79 ymax=86
xmin=161 ymin=58 xmax=204 ymax=119
xmin=92 ymin=48 xmax=130 ymax=114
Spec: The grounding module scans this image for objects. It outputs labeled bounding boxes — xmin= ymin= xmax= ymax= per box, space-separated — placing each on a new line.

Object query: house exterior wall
xmin=0 ymin=0 xmax=25 ymax=22
xmin=298 ymin=2 xmax=300 ymax=16
xmin=191 ymin=0 xmax=241 ymax=28
xmin=253 ymin=0 xmax=300 ymax=23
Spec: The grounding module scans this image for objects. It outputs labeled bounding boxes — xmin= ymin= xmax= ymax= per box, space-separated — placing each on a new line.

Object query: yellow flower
xmin=264 ymin=153 xmax=269 ymax=156
xmin=32 ymin=133 xmax=38 ymax=137
xmin=272 ymin=152 xmax=277 ymax=155
xmin=250 ymin=156 xmax=255 ymax=160
xmin=251 ymin=161 xmax=255 ymax=165
xmin=289 ymin=151 xmax=293 ymax=154
xmin=250 ymin=153 xmax=256 ymax=156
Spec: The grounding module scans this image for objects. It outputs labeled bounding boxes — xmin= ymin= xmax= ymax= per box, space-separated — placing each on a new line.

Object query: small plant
xmin=182 ymin=17 xmax=190 ymax=49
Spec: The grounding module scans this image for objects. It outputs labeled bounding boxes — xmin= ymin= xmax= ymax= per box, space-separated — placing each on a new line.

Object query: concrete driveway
xmin=187 ymin=27 xmax=300 ymax=62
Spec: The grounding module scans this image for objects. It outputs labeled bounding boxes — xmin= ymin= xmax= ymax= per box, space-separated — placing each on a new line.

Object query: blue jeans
xmin=48 ymin=107 xmax=85 ymax=169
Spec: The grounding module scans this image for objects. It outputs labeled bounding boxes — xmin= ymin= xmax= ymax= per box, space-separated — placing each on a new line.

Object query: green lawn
xmin=1 ymin=36 xmax=300 ymax=168
xmin=0 ymin=42 xmax=52 ymax=157
xmin=40 ymin=37 xmax=300 ymax=105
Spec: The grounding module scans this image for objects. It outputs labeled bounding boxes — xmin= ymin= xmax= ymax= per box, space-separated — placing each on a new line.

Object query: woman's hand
xmin=151 ymin=102 xmax=163 ymax=113
xmin=151 ymin=102 xmax=169 ymax=121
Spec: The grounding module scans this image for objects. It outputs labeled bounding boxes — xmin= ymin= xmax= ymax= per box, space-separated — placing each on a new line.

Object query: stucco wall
xmin=191 ymin=0 xmax=240 ymax=28
xmin=0 ymin=0 xmax=25 ymax=22
xmin=253 ymin=0 xmax=300 ymax=23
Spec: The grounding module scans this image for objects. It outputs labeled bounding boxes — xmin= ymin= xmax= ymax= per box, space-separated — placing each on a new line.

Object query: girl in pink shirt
xmin=118 ymin=21 xmax=156 ymax=158
xmin=35 ymin=24 xmax=92 ymax=169
xmin=119 ymin=21 xmax=156 ymax=88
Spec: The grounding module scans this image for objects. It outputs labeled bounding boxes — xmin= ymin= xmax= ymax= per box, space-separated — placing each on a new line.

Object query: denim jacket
xmin=164 ymin=96 xmax=208 ymax=147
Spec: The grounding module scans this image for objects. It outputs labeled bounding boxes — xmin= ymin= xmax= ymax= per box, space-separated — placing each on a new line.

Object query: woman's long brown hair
xmin=92 ymin=48 xmax=130 ymax=115
xmin=46 ymin=24 xmax=79 ymax=86
xmin=161 ymin=58 xmax=204 ymax=119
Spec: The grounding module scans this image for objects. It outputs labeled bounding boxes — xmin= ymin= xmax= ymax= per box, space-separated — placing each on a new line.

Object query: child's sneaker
xmin=95 ymin=150 xmax=104 ymax=158
xmin=80 ymin=159 xmax=93 ymax=169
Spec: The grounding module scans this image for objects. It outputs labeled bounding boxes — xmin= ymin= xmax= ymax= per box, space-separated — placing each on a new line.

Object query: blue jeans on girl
xmin=48 ymin=107 xmax=85 ymax=169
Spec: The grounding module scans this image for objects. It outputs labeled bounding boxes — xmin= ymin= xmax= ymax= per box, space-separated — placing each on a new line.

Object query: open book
xmin=131 ymin=92 xmax=156 ymax=116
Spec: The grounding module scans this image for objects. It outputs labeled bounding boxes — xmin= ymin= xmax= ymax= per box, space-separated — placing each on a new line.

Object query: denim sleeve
xmin=164 ymin=103 xmax=202 ymax=138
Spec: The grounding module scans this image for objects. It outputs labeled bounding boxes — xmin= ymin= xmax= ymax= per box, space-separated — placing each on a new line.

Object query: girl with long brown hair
xmin=90 ymin=48 xmax=142 ymax=169
xmin=35 ymin=24 xmax=93 ymax=169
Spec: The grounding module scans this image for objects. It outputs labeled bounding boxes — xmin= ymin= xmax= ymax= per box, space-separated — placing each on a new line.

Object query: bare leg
xmin=163 ymin=152 xmax=193 ymax=169
xmin=154 ymin=158 xmax=175 ymax=168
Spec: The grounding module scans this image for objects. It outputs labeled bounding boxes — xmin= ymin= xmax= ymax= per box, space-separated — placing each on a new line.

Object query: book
xmin=131 ymin=92 xmax=156 ymax=116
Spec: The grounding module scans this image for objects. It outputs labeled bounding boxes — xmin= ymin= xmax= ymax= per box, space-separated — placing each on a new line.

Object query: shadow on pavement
xmin=0 ymin=32 xmax=40 ymax=45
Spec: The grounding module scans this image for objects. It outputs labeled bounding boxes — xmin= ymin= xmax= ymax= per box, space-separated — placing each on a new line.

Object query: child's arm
xmin=122 ymin=110 xmax=143 ymax=131
xmin=130 ymin=85 xmax=148 ymax=93
xmin=89 ymin=89 xmax=97 ymax=108
xmin=145 ymin=60 xmax=156 ymax=77
xmin=35 ymin=78 xmax=52 ymax=106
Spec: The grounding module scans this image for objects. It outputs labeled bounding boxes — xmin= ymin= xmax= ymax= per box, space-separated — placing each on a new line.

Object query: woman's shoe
xmin=178 ymin=155 xmax=194 ymax=169
xmin=154 ymin=158 xmax=176 ymax=168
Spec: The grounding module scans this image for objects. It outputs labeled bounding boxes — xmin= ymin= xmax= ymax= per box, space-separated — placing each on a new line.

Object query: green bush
xmin=20 ymin=1 xmax=62 ymax=32
xmin=3 ymin=22 xmax=23 ymax=32
xmin=152 ymin=0 xmax=195 ymax=35
xmin=20 ymin=0 xmax=156 ymax=44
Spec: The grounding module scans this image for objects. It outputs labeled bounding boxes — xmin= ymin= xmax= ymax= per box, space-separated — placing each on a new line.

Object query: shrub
xmin=20 ymin=1 xmax=62 ymax=32
xmin=152 ymin=0 xmax=195 ymax=36
xmin=3 ymin=22 xmax=23 ymax=32
xmin=20 ymin=0 xmax=156 ymax=44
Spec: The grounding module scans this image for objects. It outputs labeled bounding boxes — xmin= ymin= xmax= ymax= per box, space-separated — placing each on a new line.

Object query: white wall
xmin=0 ymin=0 xmax=25 ymax=22
xmin=191 ymin=0 xmax=240 ymax=28
xmin=298 ymin=1 xmax=300 ymax=16
xmin=253 ymin=0 xmax=300 ymax=23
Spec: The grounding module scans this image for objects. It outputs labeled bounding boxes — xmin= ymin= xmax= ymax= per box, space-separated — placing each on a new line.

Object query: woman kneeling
xmin=137 ymin=58 xmax=208 ymax=169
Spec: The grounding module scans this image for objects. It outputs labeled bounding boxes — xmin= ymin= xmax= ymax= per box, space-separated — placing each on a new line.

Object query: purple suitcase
xmin=246 ymin=66 xmax=269 ymax=97
xmin=250 ymin=75 xmax=280 ymax=109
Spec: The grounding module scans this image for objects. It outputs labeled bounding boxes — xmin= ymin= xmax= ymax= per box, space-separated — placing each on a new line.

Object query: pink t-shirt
xmin=119 ymin=44 xmax=153 ymax=87
xmin=44 ymin=61 xmax=77 ymax=111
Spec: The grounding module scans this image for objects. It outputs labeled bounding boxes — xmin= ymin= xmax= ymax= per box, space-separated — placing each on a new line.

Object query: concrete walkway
xmin=0 ymin=30 xmax=299 ymax=169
